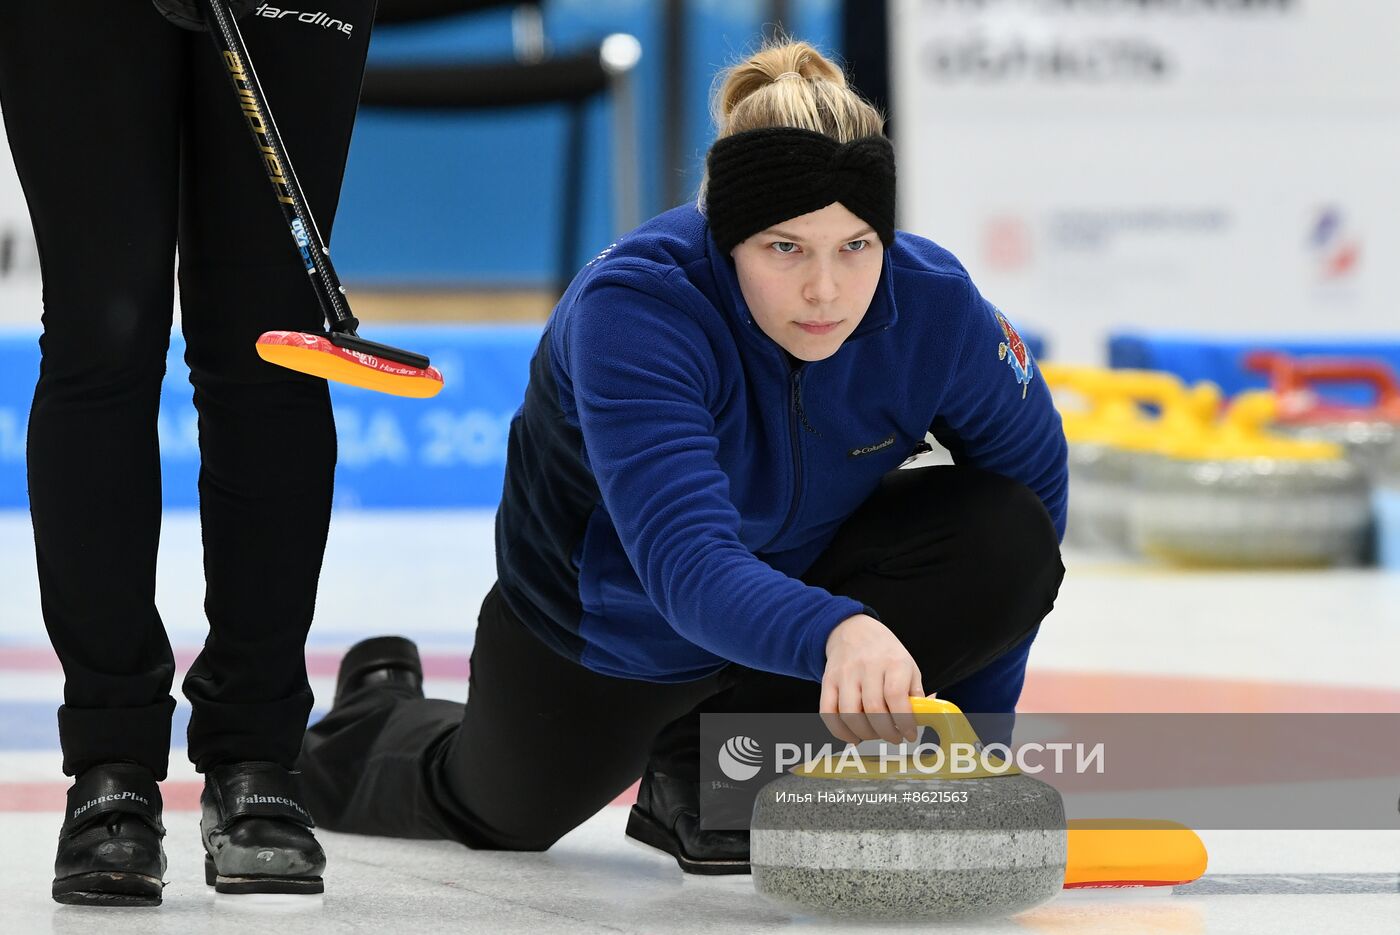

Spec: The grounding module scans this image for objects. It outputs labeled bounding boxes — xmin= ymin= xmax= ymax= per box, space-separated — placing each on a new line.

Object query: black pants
xmin=0 ymin=0 xmax=376 ymax=779
xmin=299 ymin=465 xmax=1065 ymax=848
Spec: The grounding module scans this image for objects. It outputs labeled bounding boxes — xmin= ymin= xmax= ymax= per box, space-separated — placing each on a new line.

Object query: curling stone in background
xmin=1244 ymin=351 xmax=1400 ymax=478
xmin=1042 ymin=364 xmax=1143 ymax=553
xmin=1130 ymin=390 xmax=1370 ymax=567
xmin=1042 ymin=366 xmax=1219 ymax=555
xmin=750 ymin=698 xmax=1066 ymax=922
xmin=1097 ymin=373 xmax=1221 ymax=557
xmin=1245 ymin=353 xmax=1400 ymax=565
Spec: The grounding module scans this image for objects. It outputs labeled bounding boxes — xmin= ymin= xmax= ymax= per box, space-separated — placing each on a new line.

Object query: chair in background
xmin=366 ymin=0 xmax=642 ymax=294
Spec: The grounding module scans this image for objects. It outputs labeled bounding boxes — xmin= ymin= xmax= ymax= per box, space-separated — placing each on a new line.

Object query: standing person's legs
xmin=634 ymin=464 xmax=1064 ymax=866
xmin=299 ymin=585 xmax=729 ymax=848
xmin=0 ymin=0 xmax=183 ymax=905
xmin=175 ymin=1 xmax=375 ymax=771
xmin=0 ymin=0 xmax=182 ymax=781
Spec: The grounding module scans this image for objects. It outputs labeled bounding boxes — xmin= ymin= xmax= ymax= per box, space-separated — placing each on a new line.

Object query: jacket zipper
xmin=764 ymin=367 xmax=806 ymax=552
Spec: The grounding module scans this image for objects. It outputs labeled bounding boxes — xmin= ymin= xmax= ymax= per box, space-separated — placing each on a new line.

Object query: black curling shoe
xmin=625 ymin=766 xmax=751 ymax=875
xmin=333 ymin=635 xmax=424 ymax=705
xmin=52 ymin=762 xmax=167 ymax=906
xmin=201 ymin=762 xmax=325 ymax=894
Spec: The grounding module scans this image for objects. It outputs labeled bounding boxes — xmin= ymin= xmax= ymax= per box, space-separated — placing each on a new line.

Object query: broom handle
xmin=199 ymin=0 xmax=361 ymax=336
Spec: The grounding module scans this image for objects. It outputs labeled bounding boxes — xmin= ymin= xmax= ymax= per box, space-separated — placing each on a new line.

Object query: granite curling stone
xmin=1245 ymin=351 xmax=1400 ymax=479
xmin=1130 ymin=391 xmax=1369 ymax=567
xmin=750 ymin=698 xmax=1066 ymax=921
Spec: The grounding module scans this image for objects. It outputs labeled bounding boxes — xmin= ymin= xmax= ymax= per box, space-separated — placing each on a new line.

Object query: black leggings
xmin=298 ymin=465 xmax=1065 ymax=849
xmin=0 ymin=0 xmax=375 ymax=778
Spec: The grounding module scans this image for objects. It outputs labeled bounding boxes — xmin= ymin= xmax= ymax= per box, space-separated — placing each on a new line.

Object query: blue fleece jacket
xmin=494 ymin=204 xmax=1067 ymax=692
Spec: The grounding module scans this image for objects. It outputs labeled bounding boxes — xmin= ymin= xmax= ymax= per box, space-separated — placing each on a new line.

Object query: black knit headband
xmin=705 ymin=127 xmax=896 ymax=254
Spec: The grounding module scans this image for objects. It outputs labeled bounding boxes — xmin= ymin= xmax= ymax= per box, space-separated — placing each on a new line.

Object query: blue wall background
xmin=0 ymin=326 xmax=539 ymax=511
xmin=335 ymin=0 xmax=839 ymax=286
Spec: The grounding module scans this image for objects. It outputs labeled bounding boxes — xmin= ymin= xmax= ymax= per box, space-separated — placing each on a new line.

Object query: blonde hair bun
xmin=712 ymin=39 xmax=884 ymax=143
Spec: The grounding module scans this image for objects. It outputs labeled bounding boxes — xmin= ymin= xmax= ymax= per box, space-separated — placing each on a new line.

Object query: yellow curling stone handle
xmin=1040 ymin=365 xmax=1220 ymax=449
xmin=792 ymin=697 xmax=1019 ymax=780
xmin=1160 ymin=389 xmax=1343 ymax=462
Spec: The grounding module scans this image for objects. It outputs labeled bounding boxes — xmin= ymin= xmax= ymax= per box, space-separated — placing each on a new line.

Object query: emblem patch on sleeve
xmin=993 ymin=308 xmax=1033 ymax=399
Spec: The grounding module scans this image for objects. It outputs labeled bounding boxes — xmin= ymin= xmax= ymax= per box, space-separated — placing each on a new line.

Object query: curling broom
xmin=1064 ymin=819 xmax=1208 ymax=889
xmin=200 ymin=0 xmax=444 ymax=398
